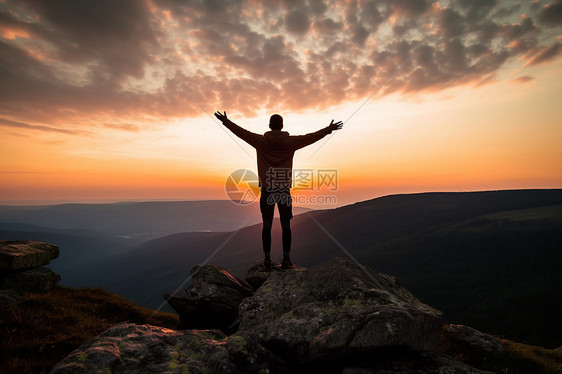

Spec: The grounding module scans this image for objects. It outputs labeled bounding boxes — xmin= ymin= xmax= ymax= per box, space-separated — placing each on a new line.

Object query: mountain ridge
xmin=60 ymin=189 xmax=562 ymax=348
xmin=2 ymin=189 xmax=561 ymax=348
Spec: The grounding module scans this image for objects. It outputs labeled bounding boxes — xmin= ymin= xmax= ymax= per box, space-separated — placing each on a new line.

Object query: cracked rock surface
xmin=50 ymin=323 xmax=281 ymax=374
xmin=236 ymin=257 xmax=443 ymax=363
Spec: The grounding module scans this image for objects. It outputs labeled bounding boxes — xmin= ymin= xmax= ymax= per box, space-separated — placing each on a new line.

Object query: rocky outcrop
xmin=236 ymin=257 xmax=443 ymax=363
xmin=0 ymin=266 xmax=61 ymax=293
xmin=164 ymin=264 xmax=253 ymax=331
xmin=444 ymin=324 xmax=504 ymax=355
xmin=442 ymin=324 xmax=506 ymax=370
xmin=0 ymin=240 xmax=60 ymax=299
xmin=0 ymin=240 xmax=59 ymax=270
xmin=53 ymin=257 xmax=493 ymax=373
xmin=50 ymin=323 xmax=282 ymax=374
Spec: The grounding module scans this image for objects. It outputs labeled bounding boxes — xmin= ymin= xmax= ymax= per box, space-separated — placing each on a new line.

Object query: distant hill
xmin=0 ymin=223 xmax=134 ymax=273
xmin=0 ymin=200 xmax=312 ymax=244
xmin=64 ymin=189 xmax=562 ymax=348
xmin=61 ymin=231 xmax=235 ymax=307
xmin=0 ymin=200 xmax=311 ymax=274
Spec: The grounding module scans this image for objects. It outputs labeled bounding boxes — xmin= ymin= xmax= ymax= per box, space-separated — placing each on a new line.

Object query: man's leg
xmin=260 ymin=188 xmax=275 ymax=269
xmin=262 ymin=217 xmax=273 ymax=257
xmin=281 ymin=218 xmax=292 ymax=259
xmin=278 ymin=189 xmax=294 ymax=269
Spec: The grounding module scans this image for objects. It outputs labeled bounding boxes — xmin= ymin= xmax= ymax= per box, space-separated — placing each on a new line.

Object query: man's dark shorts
xmin=260 ymin=188 xmax=293 ymax=221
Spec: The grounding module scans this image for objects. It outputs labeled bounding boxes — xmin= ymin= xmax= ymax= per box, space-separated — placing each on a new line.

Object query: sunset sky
xmin=1 ymin=0 xmax=561 ymax=207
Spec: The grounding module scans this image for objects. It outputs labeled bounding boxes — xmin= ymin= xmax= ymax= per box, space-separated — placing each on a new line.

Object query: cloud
xmin=493 ymin=3 xmax=521 ymax=18
xmin=0 ymin=118 xmax=78 ymax=134
xmin=437 ymin=8 xmax=466 ymax=38
xmin=103 ymin=123 xmax=141 ymax=132
xmin=390 ymin=0 xmax=434 ymax=17
xmin=0 ymin=0 xmax=561 ymax=134
xmin=524 ymin=43 xmax=561 ymax=66
xmin=22 ymin=0 xmax=159 ymax=81
xmin=285 ymin=10 xmax=310 ymax=35
xmin=510 ymin=75 xmax=535 ymax=84
xmin=498 ymin=16 xmax=537 ymax=39
xmin=453 ymin=0 xmax=498 ymax=22
xmin=538 ymin=0 xmax=562 ymax=26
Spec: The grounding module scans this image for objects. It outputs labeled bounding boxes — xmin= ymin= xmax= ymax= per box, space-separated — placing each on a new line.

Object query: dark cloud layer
xmin=538 ymin=0 xmax=562 ymax=26
xmin=0 ymin=0 xmax=560 ymax=134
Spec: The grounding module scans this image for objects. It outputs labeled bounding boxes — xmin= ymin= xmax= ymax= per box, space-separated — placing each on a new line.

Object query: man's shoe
xmin=281 ymin=258 xmax=295 ymax=269
xmin=263 ymin=258 xmax=272 ymax=271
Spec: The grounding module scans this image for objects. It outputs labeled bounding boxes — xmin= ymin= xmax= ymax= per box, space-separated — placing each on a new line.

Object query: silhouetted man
xmin=215 ymin=111 xmax=343 ymax=269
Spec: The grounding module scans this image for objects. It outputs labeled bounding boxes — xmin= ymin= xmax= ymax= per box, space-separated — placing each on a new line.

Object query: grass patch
xmin=0 ymin=286 xmax=179 ymax=374
xmin=439 ymin=329 xmax=562 ymax=373
xmin=499 ymin=339 xmax=562 ymax=374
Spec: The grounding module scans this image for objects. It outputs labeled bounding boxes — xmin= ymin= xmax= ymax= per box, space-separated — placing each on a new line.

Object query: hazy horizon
xmin=2 ymin=187 xmax=561 ymax=209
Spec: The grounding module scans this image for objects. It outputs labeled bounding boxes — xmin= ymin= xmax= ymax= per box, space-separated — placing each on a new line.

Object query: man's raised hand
xmin=214 ymin=111 xmax=228 ymax=123
xmin=329 ymin=120 xmax=344 ymax=131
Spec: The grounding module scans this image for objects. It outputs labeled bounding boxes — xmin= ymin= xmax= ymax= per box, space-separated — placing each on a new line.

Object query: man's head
xmin=269 ymin=114 xmax=283 ymax=130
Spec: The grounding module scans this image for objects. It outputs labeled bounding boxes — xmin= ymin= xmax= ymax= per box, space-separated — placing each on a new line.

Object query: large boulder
xmin=236 ymin=257 xmax=443 ymax=363
xmin=0 ymin=240 xmax=59 ymax=270
xmin=442 ymin=324 xmax=506 ymax=367
xmin=0 ymin=266 xmax=60 ymax=293
xmin=164 ymin=264 xmax=253 ymax=331
xmin=50 ymin=323 xmax=282 ymax=374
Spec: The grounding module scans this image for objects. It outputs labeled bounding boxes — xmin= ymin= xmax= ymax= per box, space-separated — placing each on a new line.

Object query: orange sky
xmin=1 ymin=0 xmax=561 ymax=207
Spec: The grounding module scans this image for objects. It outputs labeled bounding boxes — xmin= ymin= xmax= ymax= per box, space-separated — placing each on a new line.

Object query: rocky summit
xmin=51 ymin=257 xmax=493 ymax=373
xmin=236 ymin=257 xmax=443 ymax=363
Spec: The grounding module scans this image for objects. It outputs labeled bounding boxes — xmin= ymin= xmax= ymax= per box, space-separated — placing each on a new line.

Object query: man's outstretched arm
xmin=290 ymin=120 xmax=343 ymax=150
xmin=214 ymin=111 xmax=261 ymax=148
